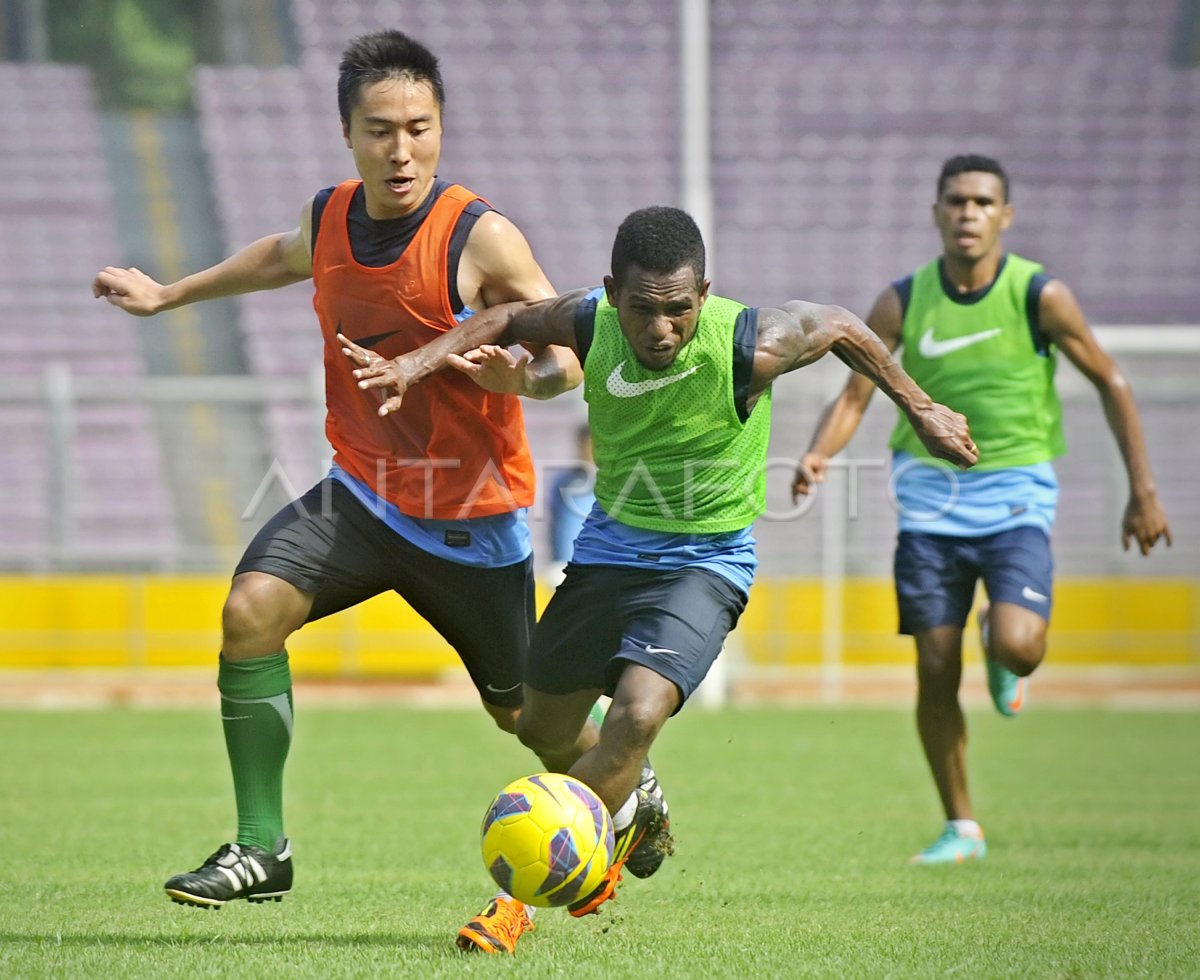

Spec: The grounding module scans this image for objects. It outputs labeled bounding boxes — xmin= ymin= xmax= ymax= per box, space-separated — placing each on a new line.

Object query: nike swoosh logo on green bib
xmin=605 ymin=360 xmax=702 ymax=398
xmin=918 ymin=326 xmax=1001 ymax=358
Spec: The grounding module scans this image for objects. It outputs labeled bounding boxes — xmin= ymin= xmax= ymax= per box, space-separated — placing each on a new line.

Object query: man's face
xmin=933 ymin=171 xmax=1012 ymax=261
xmin=342 ymin=76 xmax=442 ymax=219
xmin=604 ymin=264 xmax=710 ymax=370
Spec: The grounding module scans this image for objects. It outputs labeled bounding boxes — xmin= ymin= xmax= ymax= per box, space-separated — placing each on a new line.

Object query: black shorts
xmin=526 ymin=563 xmax=747 ymax=711
xmin=894 ymin=525 xmax=1054 ymax=635
xmin=235 ymin=479 xmax=533 ymax=707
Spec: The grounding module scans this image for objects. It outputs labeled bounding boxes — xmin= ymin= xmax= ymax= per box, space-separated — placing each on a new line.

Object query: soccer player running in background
xmin=90 ymin=29 xmax=624 ymax=939
xmin=340 ymin=205 xmax=977 ymax=950
xmin=546 ymin=422 xmax=596 ymax=575
xmin=793 ymin=154 xmax=1172 ymax=864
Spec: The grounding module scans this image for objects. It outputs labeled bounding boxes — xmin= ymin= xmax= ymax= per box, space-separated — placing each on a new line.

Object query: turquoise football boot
xmin=910 ymin=825 xmax=987 ymax=865
xmin=978 ymin=605 xmax=1026 ymax=717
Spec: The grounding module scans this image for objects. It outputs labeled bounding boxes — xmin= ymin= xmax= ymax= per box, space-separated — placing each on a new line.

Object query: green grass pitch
xmin=1 ymin=704 xmax=1196 ymax=977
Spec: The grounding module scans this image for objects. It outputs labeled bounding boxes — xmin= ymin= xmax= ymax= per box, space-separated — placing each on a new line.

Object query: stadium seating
xmin=709 ymin=0 xmax=1199 ymax=323
xmin=5 ymin=1 xmax=1194 ymax=573
xmin=0 ymin=63 xmax=176 ymax=566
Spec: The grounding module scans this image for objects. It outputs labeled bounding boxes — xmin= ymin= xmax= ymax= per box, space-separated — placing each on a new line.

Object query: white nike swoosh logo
xmin=918 ymin=326 xmax=1001 ymax=358
xmin=644 ymin=644 xmax=683 ymax=657
xmin=485 ymin=682 xmax=522 ymax=694
xmin=1021 ymin=586 xmax=1049 ymax=604
xmin=606 ymin=360 xmax=701 ymax=398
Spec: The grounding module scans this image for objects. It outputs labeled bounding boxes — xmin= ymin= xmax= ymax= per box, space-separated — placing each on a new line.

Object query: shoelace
xmin=930 ymin=826 xmax=980 ymax=849
xmin=213 ymin=843 xmax=242 ymax=863
xmin=207 ymin=843 xmax=268 ymax=887
xmin=484 ymin=900 xmax=528 ymax=945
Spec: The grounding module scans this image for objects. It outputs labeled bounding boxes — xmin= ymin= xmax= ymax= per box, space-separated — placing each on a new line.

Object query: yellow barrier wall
xmin=740 ymin=578 xmax=1199 ymax=667
xmin=0 ymin=575 xmax=1195 ymax=674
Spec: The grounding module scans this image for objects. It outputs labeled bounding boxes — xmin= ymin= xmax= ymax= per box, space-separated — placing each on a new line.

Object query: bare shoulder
xmin=759 ymin=300 xmax=824 ymax=332
xmin=1038 ymin=277 xmax=1082 ymax=317
xmin=1037 ymin=277 xmax=1090 ymax=339
xmin=1039 ymin=276 xmax=1076 ymax=306
xmin=464 ymin=209 xmax=532 ymax=256
xmin=760 ymin=300 xmax=857 ymax=342
xmin=750 ymin=301 xmax=847 ymax=371
xmin=864 ymin=285 xmax=903 ymax=346
xmin=296 ymin=195 xmax=316 ymax=247
xmin=278 ymin=195 xmax=317 ymax=274
xmin=463 ymin=208 xmax=554 ymax=306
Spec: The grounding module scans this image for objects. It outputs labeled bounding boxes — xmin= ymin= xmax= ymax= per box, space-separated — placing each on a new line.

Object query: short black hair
xmin=938 ymin=154 xmax=1010 ymax=202
xmin=610 ymin=206 xmax=706 ymax=288
xmin=337 ymin=30 xmax=446 ymax=125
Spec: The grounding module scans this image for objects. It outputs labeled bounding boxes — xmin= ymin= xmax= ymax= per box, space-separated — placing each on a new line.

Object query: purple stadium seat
xmin=708 ymin=0 xmax=1200 ymax=324
xmin=0 ymin=64 xmax=177 ymax=566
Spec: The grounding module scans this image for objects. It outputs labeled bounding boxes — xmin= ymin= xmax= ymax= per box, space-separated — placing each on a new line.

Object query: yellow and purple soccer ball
xmin=480 ymin=772 xmax=615 ymax=908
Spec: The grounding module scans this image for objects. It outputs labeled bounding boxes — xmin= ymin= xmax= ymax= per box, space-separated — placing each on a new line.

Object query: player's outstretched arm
xmin=793 ymin=286 xmax=902 ymax=500
xmin=755 ymin=298 xmax=978 ymax=470
xmin=91 ymin=200 xmax=315 ymax=316
xmin=340 ymin=289 xmax=588 ymax=416
xmin=460 ymin=210 xmax=583 ymax=397
xmin=1038 ymin=279 xmax=1172 ymax=555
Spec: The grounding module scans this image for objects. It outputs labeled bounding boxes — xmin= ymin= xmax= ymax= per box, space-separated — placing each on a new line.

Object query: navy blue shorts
xmin=893 ymin=525 xmax=1054 ymax=635
xmin=526 ymin=564 xmax=747 ymax=710
xmin=235 ymin=479 xmax=533 ymax=707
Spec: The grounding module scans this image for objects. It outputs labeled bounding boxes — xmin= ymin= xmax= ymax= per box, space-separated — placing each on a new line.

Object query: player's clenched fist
xmin=91 ymin=266 xmax=168 ymax=316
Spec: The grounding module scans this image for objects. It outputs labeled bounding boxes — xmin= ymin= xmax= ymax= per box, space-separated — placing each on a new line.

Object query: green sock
xmin=218 ymin=651 xmax=293 ymax=852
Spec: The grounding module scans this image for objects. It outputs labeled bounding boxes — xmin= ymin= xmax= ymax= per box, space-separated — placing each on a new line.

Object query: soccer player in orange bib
xmin=92 ymin=30 xmax=645 ymax=950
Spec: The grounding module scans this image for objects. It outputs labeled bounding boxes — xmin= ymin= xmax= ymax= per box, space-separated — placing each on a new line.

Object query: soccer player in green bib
xmin=340 ymin=205 xmax=975 ymax=945
xmin=794 ymin=155 xmax=1172 ymax=864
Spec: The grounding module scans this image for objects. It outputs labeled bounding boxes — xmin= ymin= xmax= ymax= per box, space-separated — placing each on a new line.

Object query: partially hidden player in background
xmin=793 ymin=154 xmax=1172 ymax=864
xmin=339 ymin=205 xmax=977 ymax=951
xmin=547 ymin=422 xmax=596 ymax=571
xmin=91 ymin=30 xmax=656 ymax=946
